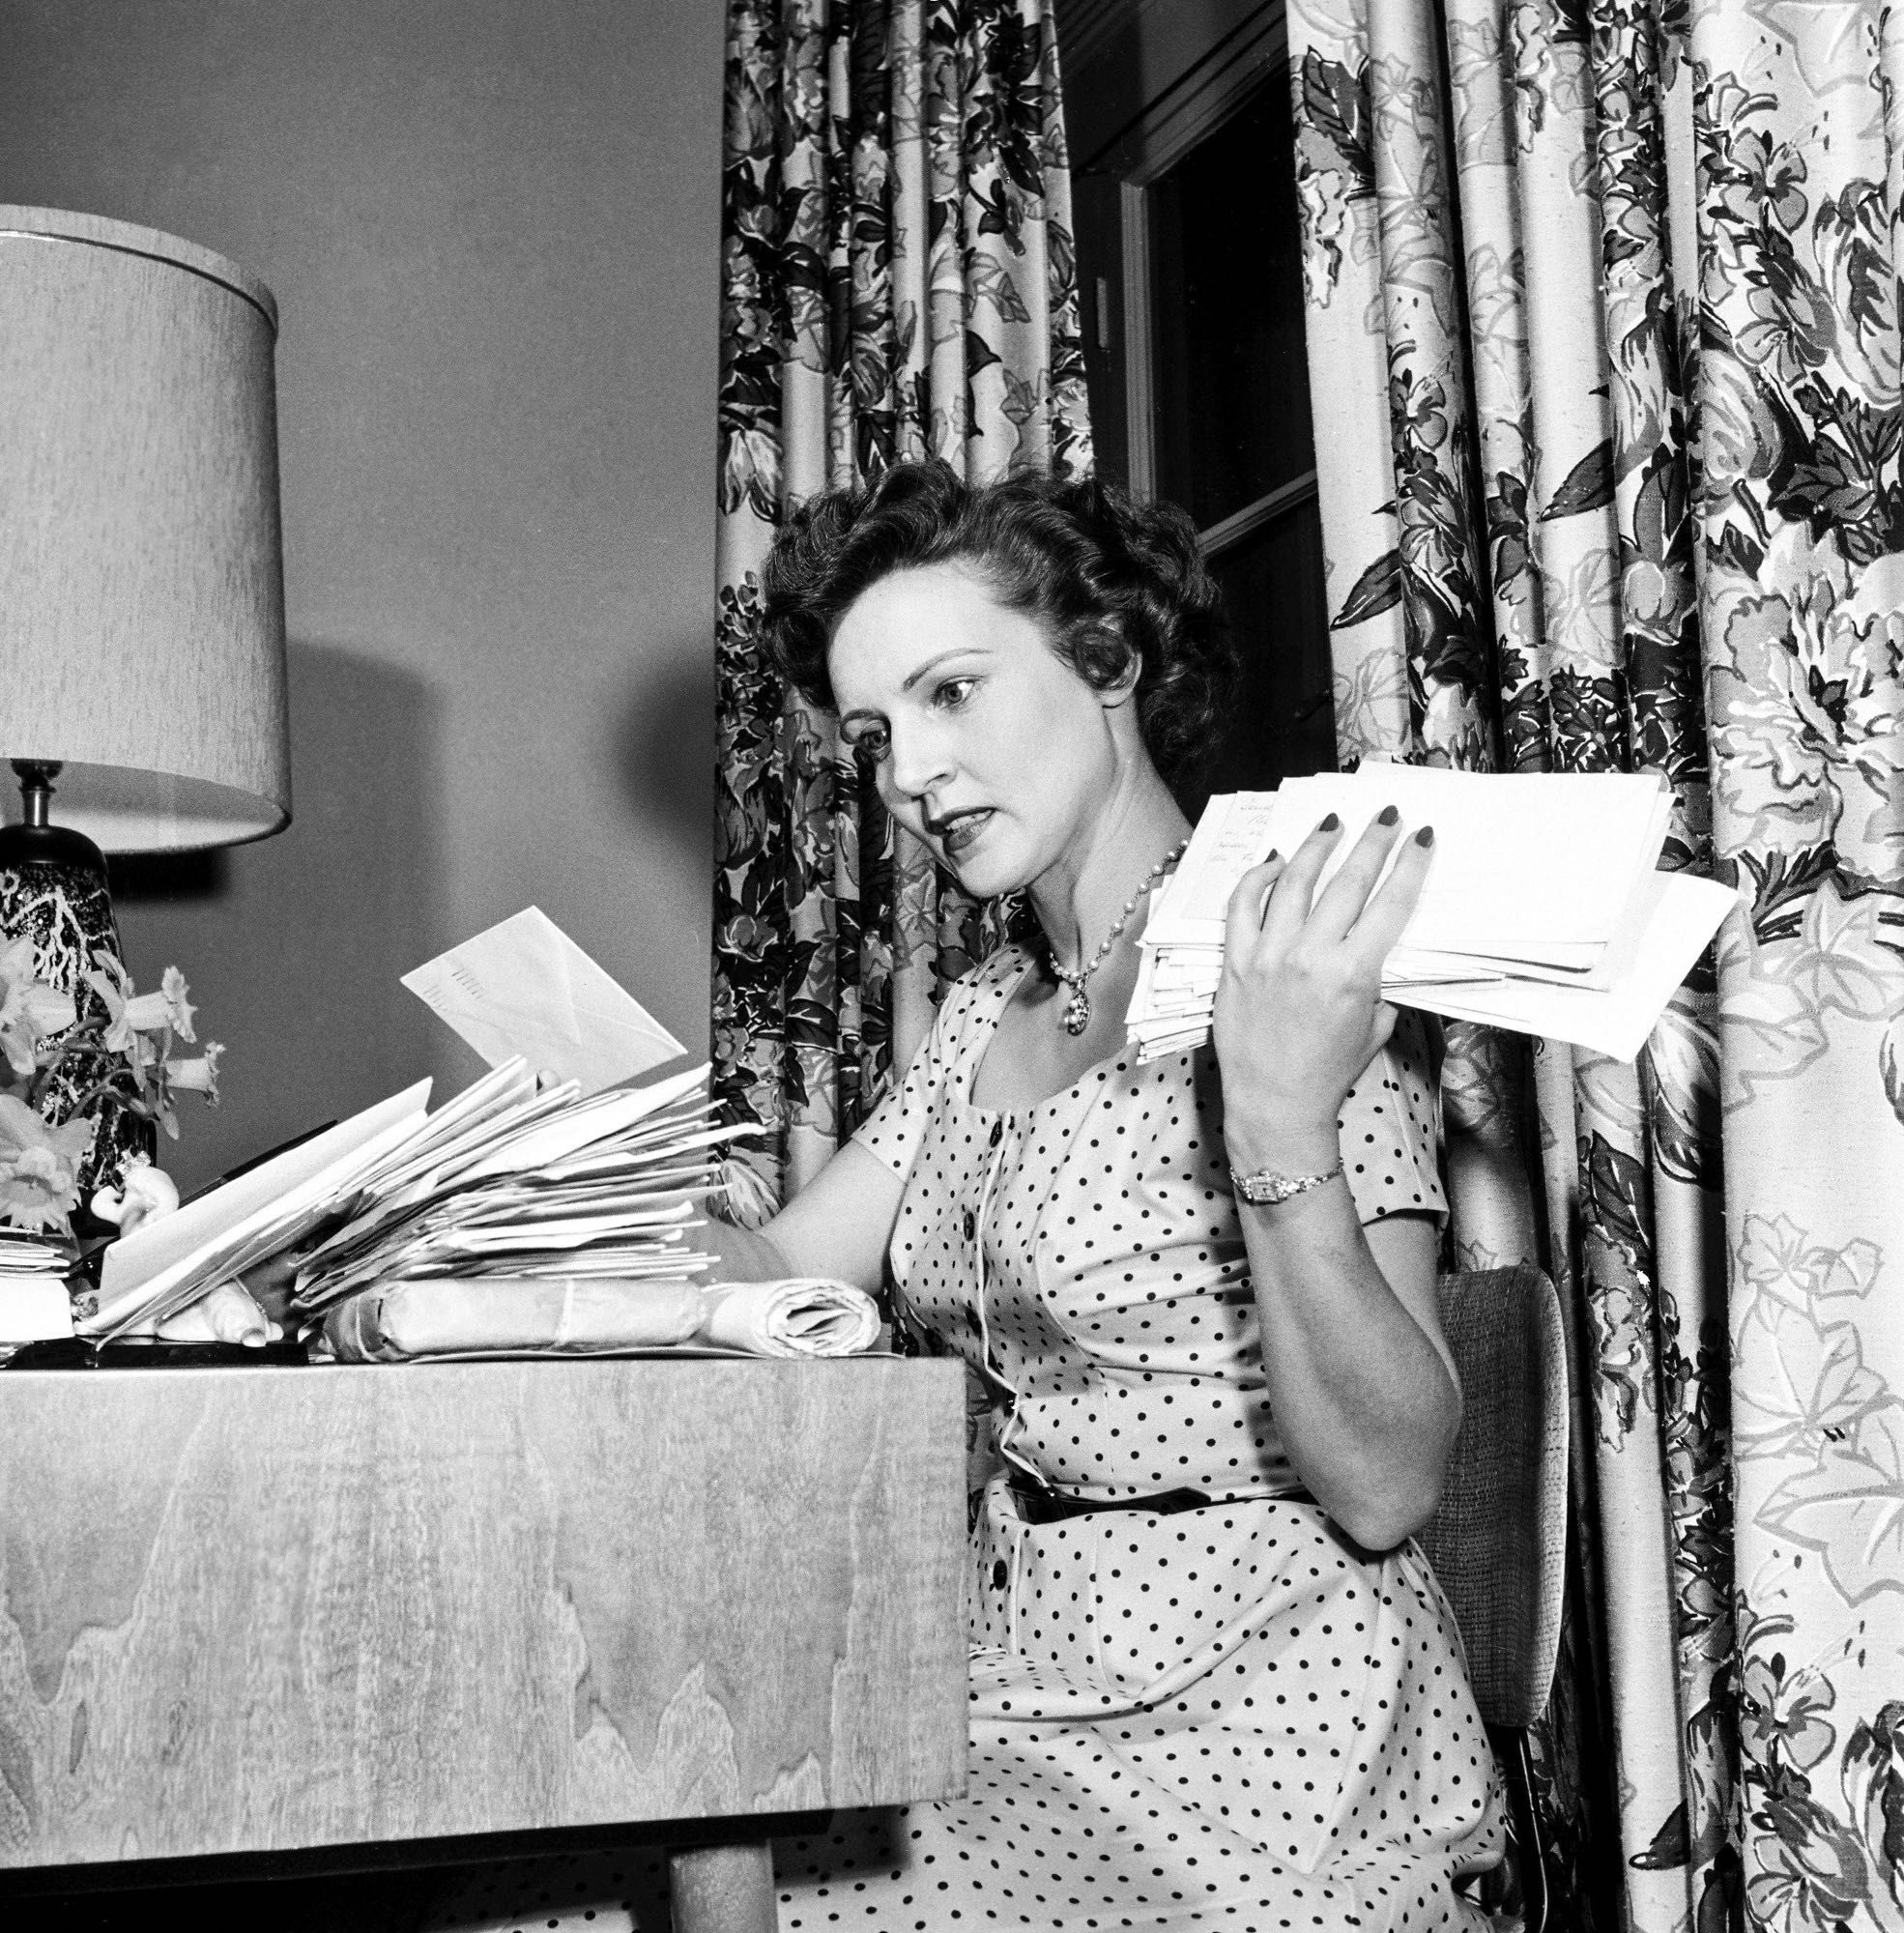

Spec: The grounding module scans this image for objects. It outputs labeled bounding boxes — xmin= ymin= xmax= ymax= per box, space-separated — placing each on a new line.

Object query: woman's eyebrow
xmin=899 ymin=646 xmax=989 ymax=693
xmin=839 ymin=646 xmax=992 ymax=721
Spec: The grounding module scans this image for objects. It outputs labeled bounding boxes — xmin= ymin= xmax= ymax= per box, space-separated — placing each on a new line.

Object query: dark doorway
xmin=1059 ymin=2 xmax=1332 ymax=816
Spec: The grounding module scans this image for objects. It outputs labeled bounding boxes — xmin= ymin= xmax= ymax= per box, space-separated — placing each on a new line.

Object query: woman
xmin=432 ymin=460 xmax=1502 ymax=1931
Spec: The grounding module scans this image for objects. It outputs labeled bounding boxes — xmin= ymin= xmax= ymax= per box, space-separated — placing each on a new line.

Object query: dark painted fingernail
xmin=1318 ymin=813 xmax=1340 ymax=832
xmin=1377 ymin=803 xmax=1399 ymax=826
xmin=1264 ymin=849 xmax=1280 ymax=863
xmin=1416 ymin=824 xmax=1435 ymax=847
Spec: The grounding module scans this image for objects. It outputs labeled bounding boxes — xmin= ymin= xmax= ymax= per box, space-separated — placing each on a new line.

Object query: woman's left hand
xmin=1210 ymin=809 xmax=1432 ymax=1174
xmin=137 ymin=1278 xmax=274 ymax=1346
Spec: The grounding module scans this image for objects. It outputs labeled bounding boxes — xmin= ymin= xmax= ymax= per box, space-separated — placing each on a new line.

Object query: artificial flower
xmin=0 ymin=936 xmax=74 ymax=1079
xmin=0 ymin=1095 xmax=96 ymax=1231
xmin=159 ymin=1052 xmax=225 ymax=1129
xmin=161 ymin=1042 xmax=223 ymax=1103
xmin=85 ymin=950 xmax=196 ymax=1050
xmin=82 ymin=950 xmax=137 ymax=1053
xmin=77 ymin=952 xmax=159 ymax=1093
xmin=122 ymin=964 xmax=197 ymax=1044
xmin=0 ymin=933 xmax=221 ymax=1237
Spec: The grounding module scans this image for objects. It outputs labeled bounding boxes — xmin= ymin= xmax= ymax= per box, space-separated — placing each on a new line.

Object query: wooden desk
xmin=0 ymin=1357 xmax=968 ymax=1931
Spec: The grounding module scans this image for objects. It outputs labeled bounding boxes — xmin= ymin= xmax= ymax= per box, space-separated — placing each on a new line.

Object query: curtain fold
xmin=711 ymin=0 xmax=1090 ymax=1201
xmin=712 ymin=3 xmax=1904 ymax=1925
xmin=1294 ymin=2 xmax=1904 ymax=1928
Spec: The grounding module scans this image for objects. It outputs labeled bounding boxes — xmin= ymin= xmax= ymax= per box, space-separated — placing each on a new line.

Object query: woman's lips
xmin=932 ymin=808 xmax=993 ymax=858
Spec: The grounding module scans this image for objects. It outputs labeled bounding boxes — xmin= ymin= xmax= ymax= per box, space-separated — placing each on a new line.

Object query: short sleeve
xmin=851 ymin=1030 xmax=945 ymax=1180
xmin=1337 ymin=1007 xmax=1445 ymax=1226
xmin=850 ymin=956 xmax=1006 ymax=1181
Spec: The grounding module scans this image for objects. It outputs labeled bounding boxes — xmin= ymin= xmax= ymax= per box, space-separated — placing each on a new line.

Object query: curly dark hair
xmin=758 ymin=460 xmax=1236 ymax=786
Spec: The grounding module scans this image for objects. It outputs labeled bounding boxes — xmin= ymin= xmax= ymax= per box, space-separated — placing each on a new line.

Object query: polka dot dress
xmin=422 ymin=946 xmax=1503 ymax=1932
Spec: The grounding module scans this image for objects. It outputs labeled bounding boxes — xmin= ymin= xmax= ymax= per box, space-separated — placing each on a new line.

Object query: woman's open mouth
xmin=930 ymin=808 xmax=994 ymax=859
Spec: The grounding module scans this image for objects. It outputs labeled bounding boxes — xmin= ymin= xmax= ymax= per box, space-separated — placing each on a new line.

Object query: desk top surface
xmin=0 ymin=1356 xmax=968 ymax=1870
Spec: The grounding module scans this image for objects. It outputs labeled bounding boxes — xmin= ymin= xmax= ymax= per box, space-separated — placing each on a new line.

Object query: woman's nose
xmin=883 ymin=721 xmax=953 ymax=802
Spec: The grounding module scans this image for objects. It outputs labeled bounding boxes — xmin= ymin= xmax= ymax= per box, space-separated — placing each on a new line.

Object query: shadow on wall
xmin=112 ymin=640 xmax=447 ymax=1197
xmin=614 ymin=625 xmax=718 ymax=881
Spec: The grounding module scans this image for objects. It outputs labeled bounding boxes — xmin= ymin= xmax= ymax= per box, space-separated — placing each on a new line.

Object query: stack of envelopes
xmin=287 ymin=1060 xmax=738 ymax=1319
xmin=1128 ymin=765 xmax=1737 ymax=1065
xmin=79 ymin=1058 xmax=745 ymax=1344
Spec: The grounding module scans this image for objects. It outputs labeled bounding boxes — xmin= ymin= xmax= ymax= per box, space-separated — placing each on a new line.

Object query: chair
xmin=1417 ymin=1263 xmax=1571 ymax=1933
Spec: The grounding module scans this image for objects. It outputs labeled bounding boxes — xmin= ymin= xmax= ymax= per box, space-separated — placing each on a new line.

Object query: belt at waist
xmin=1008 ymin=1479 xmax=1214 ymax=1525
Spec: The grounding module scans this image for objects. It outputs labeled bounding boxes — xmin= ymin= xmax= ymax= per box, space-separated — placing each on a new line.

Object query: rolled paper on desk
xmin=698 ymin=1279 xmax=881 ymax=1358
xmin=313 ymin=1275 xmax=880 ymax=1361
xmin=318 ymin=1277 xmax=706 ymax=1362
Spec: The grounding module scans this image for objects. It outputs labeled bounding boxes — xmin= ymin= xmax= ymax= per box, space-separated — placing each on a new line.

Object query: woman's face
xmin=827 ymin=561 xmax=1131 ymax=900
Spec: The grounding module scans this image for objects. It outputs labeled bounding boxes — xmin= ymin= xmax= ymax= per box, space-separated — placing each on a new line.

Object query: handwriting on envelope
xmin=401 ymin=908 xmax=685 ymax=1096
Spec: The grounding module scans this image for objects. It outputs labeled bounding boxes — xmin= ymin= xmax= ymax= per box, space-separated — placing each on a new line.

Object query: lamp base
xmin=0 ymin=821 xmax=157 ymax=1224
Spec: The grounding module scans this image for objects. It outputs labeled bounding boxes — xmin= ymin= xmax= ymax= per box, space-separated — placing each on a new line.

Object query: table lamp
xmin=0 ymin=206 xmax=289 ymax=1202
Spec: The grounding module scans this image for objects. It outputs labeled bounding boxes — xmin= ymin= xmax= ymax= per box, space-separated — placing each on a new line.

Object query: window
xmin=1061 ymin=0 xmax=1332 ymax=813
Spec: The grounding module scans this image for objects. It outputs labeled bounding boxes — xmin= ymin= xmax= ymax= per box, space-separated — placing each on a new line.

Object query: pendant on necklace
xmin=1046 ymin=837 xmax=1188 ymax=1038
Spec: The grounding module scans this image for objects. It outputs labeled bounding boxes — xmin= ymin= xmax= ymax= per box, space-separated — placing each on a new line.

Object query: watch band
xmin=1228 ymin=1161 xmax=1343 ymax=1206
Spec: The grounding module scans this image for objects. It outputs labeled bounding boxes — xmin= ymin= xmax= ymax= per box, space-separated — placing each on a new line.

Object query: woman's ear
xmin=1094 ymin=626 xmax=1141 ymax=707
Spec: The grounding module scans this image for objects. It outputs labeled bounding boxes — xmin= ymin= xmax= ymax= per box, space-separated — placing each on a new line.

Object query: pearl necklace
xmin=1047 ymin=839 xmax=1190 ymax=1036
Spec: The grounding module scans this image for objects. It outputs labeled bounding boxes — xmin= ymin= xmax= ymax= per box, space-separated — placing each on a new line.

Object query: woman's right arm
xmin=698 ymin=1139 xmax=907 ymax=1294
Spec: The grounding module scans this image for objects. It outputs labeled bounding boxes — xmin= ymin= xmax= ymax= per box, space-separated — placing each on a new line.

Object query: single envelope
xmin=401 ymin=908 xmax=685 ymax=1096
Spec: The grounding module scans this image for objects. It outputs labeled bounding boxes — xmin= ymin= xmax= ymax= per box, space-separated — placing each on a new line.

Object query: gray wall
xmin=0 ymin=0 xmax=725 ymax=1192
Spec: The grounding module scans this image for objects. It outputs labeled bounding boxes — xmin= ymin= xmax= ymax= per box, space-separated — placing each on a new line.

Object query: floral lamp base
xmin=1 ymin=759 xmax=220 ymax=1244
xmin=0 ymin=848 xmax=156 ymax=1226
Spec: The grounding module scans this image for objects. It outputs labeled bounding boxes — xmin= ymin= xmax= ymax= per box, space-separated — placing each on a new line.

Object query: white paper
xmin=93 ymin=1080 xmax=433 ymax=1328
xmin=1146 ymin=767 xmax=1667 ymax=963
xmin=452 ymin=1064 xmax=709 ymax=1183
xmin=1324 ymin=763 xmax=1666 ymax=960
xmin=401 ymin=907 xmax=685 ymax=1097
xmin=287 ymin=1057 xmax=728 ymax=1313
xmin=350 ymin=1057 xmax=537 ymax=1197
xmin=1129 ymin=770 xmax=1727 ymax=1066
xmin=1402 ymin=871 xmax=1738 ymax=1060
xmin=90 ymin=1090 xmax=431 ymax=1345
xmin=1 ymin=1279 xmax=75 ymax=1343
xmin=1132 ymin=873 xmax=1737 ymax=1063
xmin=699 ymin=1279 xmax=881 ymax=1358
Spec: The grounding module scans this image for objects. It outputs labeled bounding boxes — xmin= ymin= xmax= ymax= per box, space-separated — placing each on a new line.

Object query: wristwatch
xmin=1228 ymin=1161 xmax=1343 ymax=1206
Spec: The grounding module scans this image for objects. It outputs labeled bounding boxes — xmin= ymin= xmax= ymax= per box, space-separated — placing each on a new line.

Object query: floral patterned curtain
xmin=1292 ymin=1 xmax=1904 ymax=1927
xmin=711 ymin=0 xmax=1090 ymax=1203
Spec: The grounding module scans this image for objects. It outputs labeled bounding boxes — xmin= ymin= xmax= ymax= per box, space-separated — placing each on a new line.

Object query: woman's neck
xmin=1028 ymin=762 xmax=1193 ymax=970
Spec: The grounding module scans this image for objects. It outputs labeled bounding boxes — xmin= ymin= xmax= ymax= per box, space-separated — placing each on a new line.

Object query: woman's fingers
xmin=1222 ymin=851 xmax=1288 ymax=957
xmin=155 ymin=1281 xmax=271 ymax=1347
xmin=1346 ymin=823 xmax=1435 ymax=966
xmin=1256 ymin=814 xmax=1344 ymax=952
xmin=1308 ymin=805 xmax=1409 ymax=941
xmin=1230 ymin=806 xmax=1432 ymax=974
xmin=1369 ymin=996 xmax=1400 ymax=1053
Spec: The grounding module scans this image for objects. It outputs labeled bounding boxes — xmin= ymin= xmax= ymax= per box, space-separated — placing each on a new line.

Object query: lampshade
xmin=0 ymin=205 xmax=289 ymax=853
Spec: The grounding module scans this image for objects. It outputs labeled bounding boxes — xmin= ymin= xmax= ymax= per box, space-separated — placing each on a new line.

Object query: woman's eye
xmin=850 ymin=728 xmax=890 ymax=764
xmin=935 ymin=677 xmax=977 ymax=709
